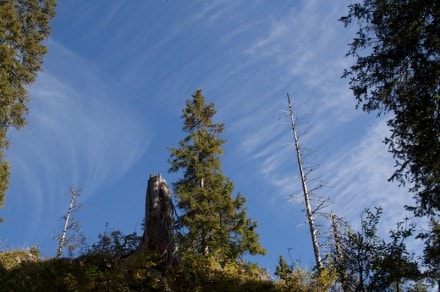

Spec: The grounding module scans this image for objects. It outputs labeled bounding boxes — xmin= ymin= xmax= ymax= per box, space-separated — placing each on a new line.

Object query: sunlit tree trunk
xmin=287 ymin=93 xmax=323 ymax=271
xmin=56 ymin=188 xmax=80 ymax=258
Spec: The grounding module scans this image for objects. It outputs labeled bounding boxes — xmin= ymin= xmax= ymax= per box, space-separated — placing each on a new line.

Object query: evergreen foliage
xmin=340 ymin=0 xmax=440 ymax=217
xmin=0 ymin=0 xmax=56 ymax=215
xmin=341 ymin=3 xmax=439 ymax=288
xmin=168 ymin=89 xmax=265 ymax=266
xmin=419 ymin=218 xmax=440 ymax=286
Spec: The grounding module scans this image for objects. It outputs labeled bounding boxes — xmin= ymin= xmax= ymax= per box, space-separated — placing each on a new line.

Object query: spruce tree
xmin=168 ymin=89 xmax=265 ymax=265
xmin=0 ymin=0 xmax=56 ymax=215
xmin=340 ymin=0 xmax=439 ymax=217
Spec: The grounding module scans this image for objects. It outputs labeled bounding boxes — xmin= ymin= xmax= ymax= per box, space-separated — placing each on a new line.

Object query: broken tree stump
xmin=138 ymin=174 xmax=175 ymax=259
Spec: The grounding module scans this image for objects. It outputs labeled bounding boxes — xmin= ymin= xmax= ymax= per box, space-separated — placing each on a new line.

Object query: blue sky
xmin=1 ymin=0 xmax=423 ymax=273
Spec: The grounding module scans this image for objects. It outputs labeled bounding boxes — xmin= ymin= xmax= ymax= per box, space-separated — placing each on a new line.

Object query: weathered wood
xmin=56 ymin=187 xmax=81 ymax=258
xmin=138 ymin=174 xmax=175 ymax=258
xmin=287 ymin=93 xmax=323 ymax=271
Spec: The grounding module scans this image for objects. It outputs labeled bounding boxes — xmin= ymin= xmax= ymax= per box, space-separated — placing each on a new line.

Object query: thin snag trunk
xmin=287 ymin=93 xmax=323 ymax=271
xmin=56 ymin=188 xmax=80 ymax=258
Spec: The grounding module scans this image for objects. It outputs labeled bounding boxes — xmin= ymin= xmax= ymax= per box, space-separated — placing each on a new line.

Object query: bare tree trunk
xmin=56 ymin=188 xmax=79 ymax=258
xmin=287 ymin=93 xmax=323 ymax=271
xmin=138 ymin=174 xmax=175 ymax=259
xmin=331 ymin=212 xmax=351 ymax=291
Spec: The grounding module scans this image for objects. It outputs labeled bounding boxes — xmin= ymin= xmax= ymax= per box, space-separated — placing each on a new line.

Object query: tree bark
xmin=56 ymin=188 xmax=80 ymax=258
xmin=287 ymin=93 xmax=323 ymax=271
xmin=138 ymin=174 xmax=175 ymax=259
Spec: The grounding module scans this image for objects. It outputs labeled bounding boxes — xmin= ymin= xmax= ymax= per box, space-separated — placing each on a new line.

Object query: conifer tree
xmin=0 ymin=0 xmax=56 ymax=215
xmin=168 ymin=89 xmax=265 ymax=265
xmin=340 ymin=0 xmax=439 ymax=217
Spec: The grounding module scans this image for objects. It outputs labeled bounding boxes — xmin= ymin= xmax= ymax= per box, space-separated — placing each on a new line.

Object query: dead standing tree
xmin=138 ymin=174 xmax=175 ymax=260
xmin=329 ymin=211 xmax=351 ymax=292
xmin=56 ymin=187 xmax=82 ymax=258
xmin=287 ymin=93 xmax=324 ymax=271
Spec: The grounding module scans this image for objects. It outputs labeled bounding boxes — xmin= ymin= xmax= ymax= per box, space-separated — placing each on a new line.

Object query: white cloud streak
xmin=217 ymin=0 xmax=422 ymax=254
xmin=322 ymin=120 xmax=411 ymax=224
xmin=6 ymin=40 xmax=150 ymax=232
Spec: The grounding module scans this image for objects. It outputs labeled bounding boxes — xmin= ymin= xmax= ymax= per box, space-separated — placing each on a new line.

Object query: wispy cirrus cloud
xmin=229 ymin=0 xmax=354 ymax=186
xmin=5 ymin=39 xmax=150 ymax=234
xmin=322 ymin=120 xmax=410 ymax=222
xmin=217 ymin=0 xmax=421 ymax=252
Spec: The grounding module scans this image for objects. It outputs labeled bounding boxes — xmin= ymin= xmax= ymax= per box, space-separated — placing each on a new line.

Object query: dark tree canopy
xmin=420 ymin=218 xmax=440 ymax=285
xmin=0 ymin=0 xmax=56 ymax=212
xmin=168 ymin=89 xmax=265 ymax=265
xmin=340 ymin=0 xmax=440 ymax=217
